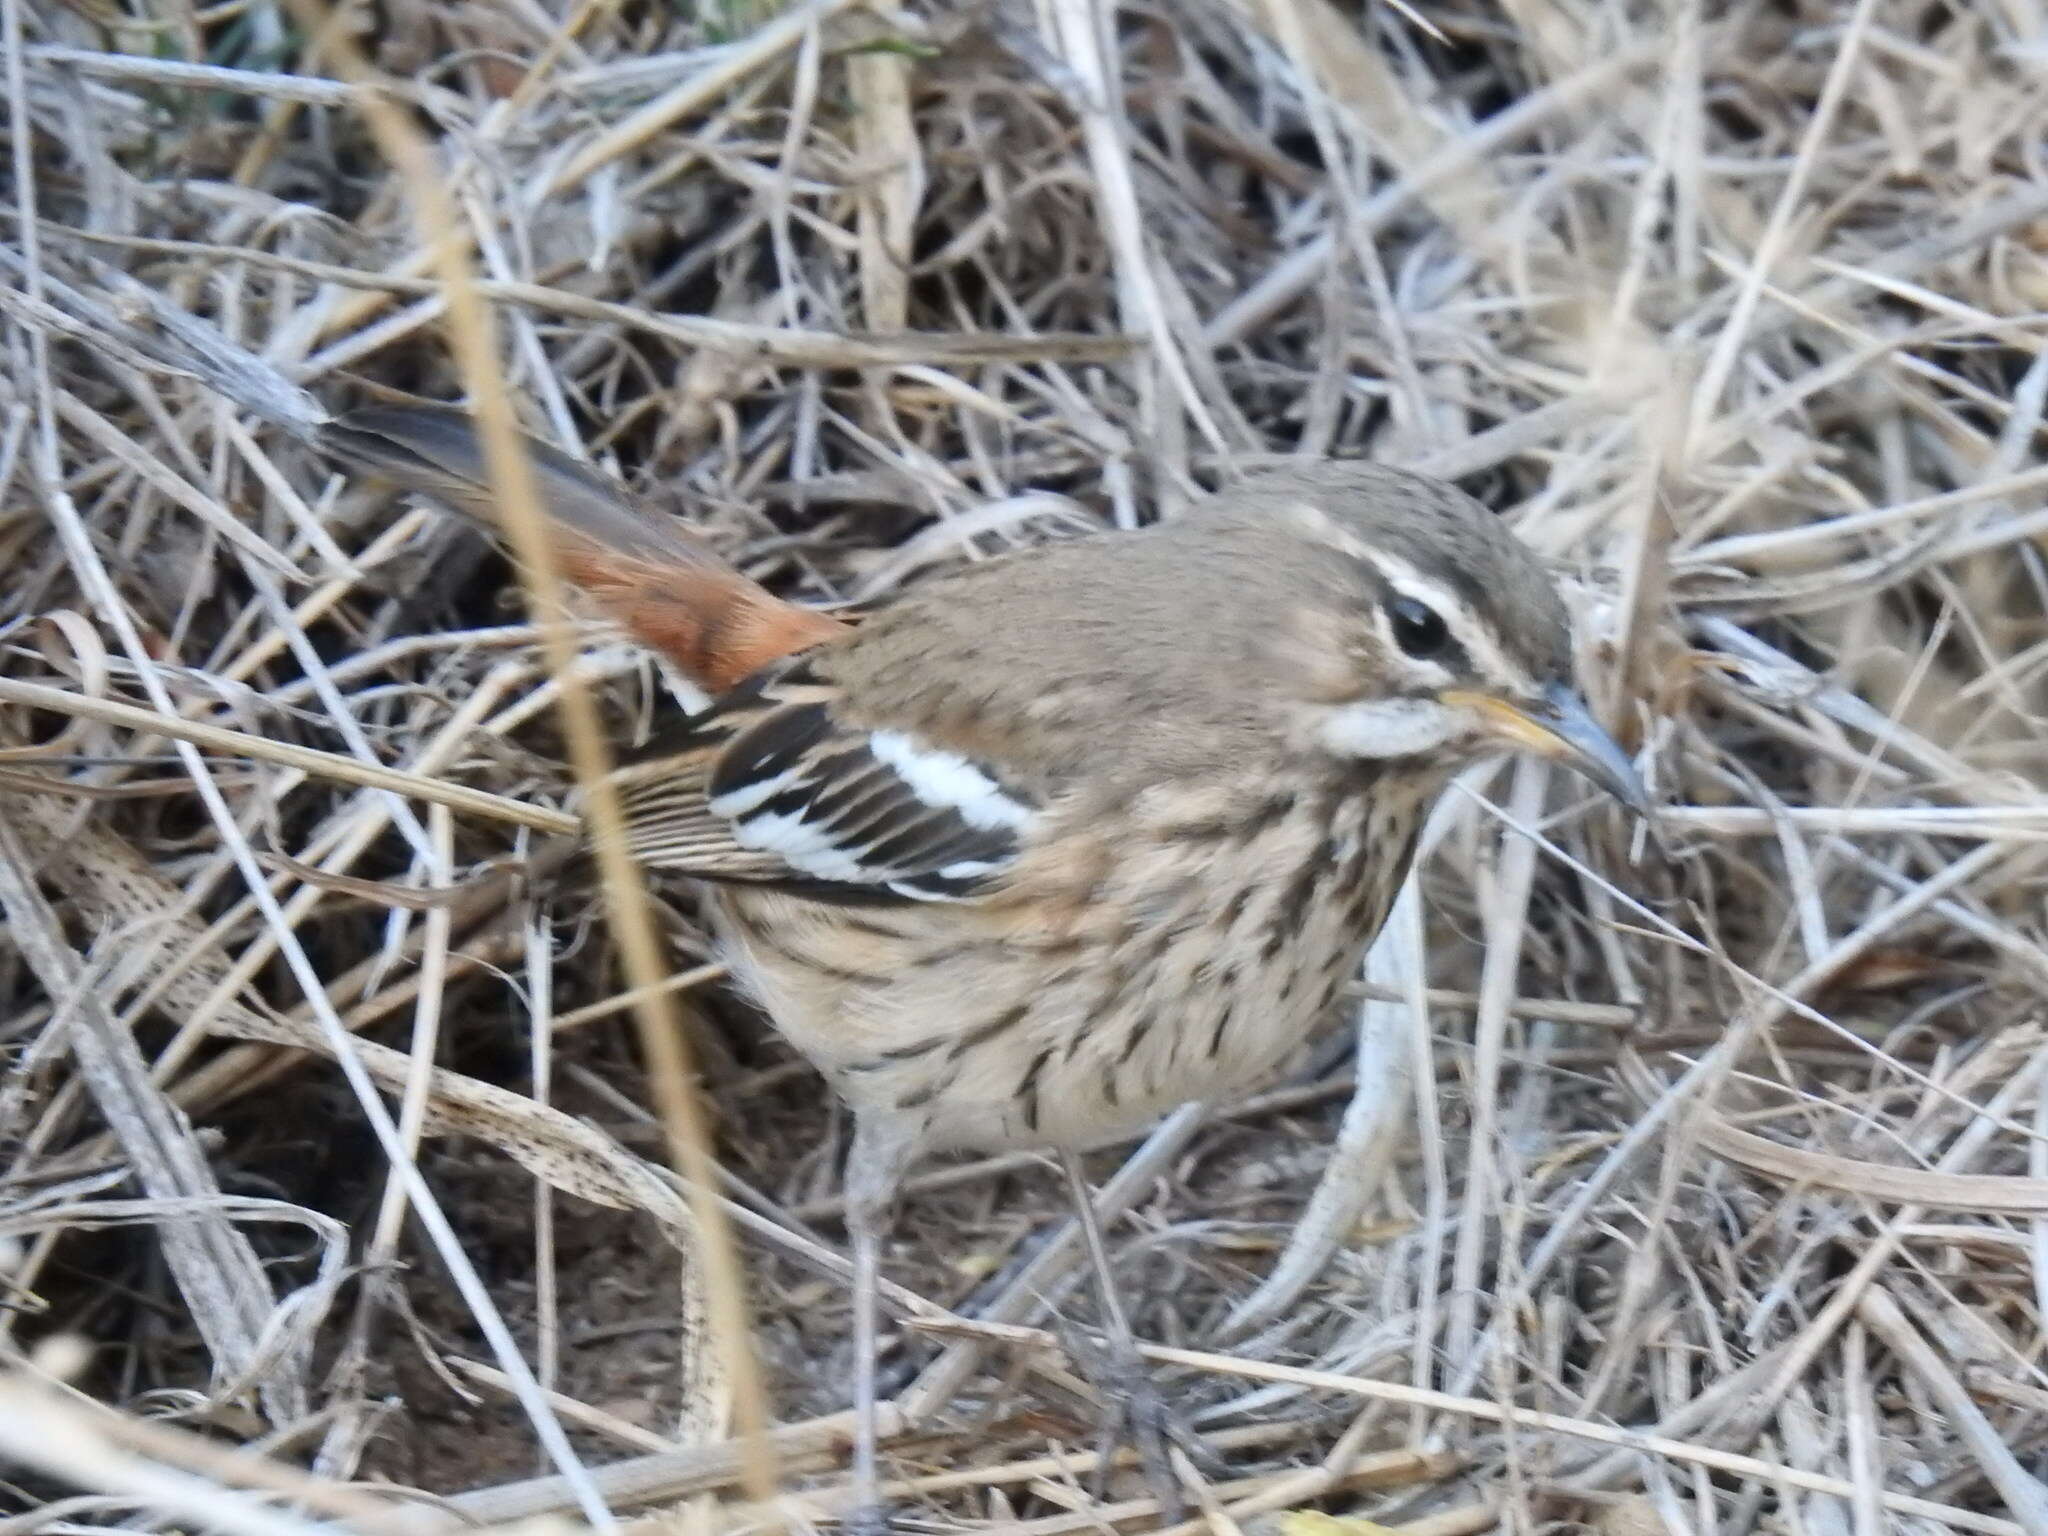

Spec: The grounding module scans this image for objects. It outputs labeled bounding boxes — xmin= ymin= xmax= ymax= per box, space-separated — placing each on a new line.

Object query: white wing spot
xmin=706 ymin=764 xmax=804 ymax=819
xmin=867 ymin=730 xmax=1032 ymax=830
xmin=937 ymin=858 xmax=1006 ymax=880
xmin=886 ymin=881 xmax=959 ymax=902
xmin=727 ymin=809 xmax=874 ymax=883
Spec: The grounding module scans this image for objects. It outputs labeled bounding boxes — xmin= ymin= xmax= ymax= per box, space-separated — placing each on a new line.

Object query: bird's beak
xmin=1442 ymin=682 xmax=1648 ymax=812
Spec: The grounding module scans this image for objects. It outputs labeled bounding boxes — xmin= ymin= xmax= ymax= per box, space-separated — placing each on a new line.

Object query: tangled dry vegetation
xmin=3 ymin=0 xmax=2048 ymax=1530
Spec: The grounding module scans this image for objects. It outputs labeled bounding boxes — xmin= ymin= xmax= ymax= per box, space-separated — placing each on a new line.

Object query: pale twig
xmin=1443 ymin=760 xmax=1550 ymax=1372
xmin=902 ymin=1103 xmax=1209 ymax=1420
xmin=1856 ymin=1287 xmax=2048 ymax=1536
xmin=1684 ymin=0 xmax=1880 ymax=442
xmin=26 ymin=481 xmax=617 ymax=1525
xmin=7 ymin=44 xmax=362 ymax=104
xmin=0 ymin=822 xmax=306 ymax=1421
xmin=914 ymin=1318 xmax=2026 ymax=1536
xmin=0 ymin=675 xmax=579 ymax=834
xmin=0 ymin=1375 xmax=343 ymax=1536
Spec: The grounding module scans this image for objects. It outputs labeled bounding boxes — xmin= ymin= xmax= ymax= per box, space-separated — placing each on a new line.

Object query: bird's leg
xmin=844 ymin=1115 xmax=917 ymax=1536
xmin=847 ymin=1197 xmax=886 ymax=1536
xmin=1056 ymin=1149 xmax=1185 ymax=1523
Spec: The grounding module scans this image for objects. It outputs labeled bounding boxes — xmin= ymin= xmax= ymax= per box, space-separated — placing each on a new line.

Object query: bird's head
xmin=1215 ymin=463 xmax=1645 ymax=810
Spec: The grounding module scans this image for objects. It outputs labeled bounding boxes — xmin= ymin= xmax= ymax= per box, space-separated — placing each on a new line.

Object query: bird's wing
xmin=323 ymin=405 xmax=1029 ymax=900
xmin=606 ymin=653 xmax=1036 ymax=904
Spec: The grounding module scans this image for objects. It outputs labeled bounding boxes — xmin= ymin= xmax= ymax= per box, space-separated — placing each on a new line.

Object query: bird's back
xmin=817 ymin=504 xmax=1352 ymax=799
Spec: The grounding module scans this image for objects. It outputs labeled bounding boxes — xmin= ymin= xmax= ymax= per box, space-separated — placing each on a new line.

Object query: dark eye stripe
xmin=1421 ymin=634 xmax=1471 ymax=675
xmin=1339 ymin=552 xmax=1488 ymax=679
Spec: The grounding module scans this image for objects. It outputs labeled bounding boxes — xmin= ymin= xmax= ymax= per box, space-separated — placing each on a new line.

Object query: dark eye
xmin=1389 ymin=597 xmax=1450 ymax=659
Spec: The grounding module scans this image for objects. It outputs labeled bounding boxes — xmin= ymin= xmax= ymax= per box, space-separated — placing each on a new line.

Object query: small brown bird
xmin=323 ymin=407 xmax=1643 ymax=1525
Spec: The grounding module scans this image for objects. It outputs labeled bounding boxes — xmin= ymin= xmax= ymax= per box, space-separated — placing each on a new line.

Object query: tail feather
xmin=322 ymin=407 xmax=846 ymax=692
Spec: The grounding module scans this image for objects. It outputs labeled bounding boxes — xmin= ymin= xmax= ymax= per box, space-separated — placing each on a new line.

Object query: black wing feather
xmin=606 ymin=656 xmax=1034 ymax=904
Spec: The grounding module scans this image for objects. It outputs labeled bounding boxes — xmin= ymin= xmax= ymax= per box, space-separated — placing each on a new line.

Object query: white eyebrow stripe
xmin=1362 ymin=549 xmax=1523 ymax=689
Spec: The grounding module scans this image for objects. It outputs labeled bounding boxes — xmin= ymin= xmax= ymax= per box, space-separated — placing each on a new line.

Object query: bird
xmin=321 ymin=405 xmax=1645 ymax=1527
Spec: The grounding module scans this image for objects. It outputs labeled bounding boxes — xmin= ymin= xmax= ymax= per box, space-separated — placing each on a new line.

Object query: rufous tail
xmin=321 ymin=407 xmax=847 ymax=693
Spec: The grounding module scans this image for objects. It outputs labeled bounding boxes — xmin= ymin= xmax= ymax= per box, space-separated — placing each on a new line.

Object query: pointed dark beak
xmin=1445 ymin=682 xmax=1648 ymax=812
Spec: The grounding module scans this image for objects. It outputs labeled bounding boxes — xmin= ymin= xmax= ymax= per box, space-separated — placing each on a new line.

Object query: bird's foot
xmin=1059 ymin=1319 xmax=1213 ymax=1524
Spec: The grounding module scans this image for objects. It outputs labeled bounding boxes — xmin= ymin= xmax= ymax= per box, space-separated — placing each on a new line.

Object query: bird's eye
xmin=1389 ymin=597 xmax=1450 ymax=659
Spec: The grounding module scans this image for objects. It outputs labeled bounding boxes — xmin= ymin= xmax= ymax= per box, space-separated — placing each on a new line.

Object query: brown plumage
xmin=323 ymin=407 xmax=1643 ymax=1527
xmin=323 ymin=408 xmax=846 ymax=691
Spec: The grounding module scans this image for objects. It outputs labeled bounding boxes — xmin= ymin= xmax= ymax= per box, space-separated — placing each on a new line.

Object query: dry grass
xmin=3 ymin=0 xmax=2048 ymax=1531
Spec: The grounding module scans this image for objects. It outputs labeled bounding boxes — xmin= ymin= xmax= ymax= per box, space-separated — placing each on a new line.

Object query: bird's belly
xmin=711 ymin=785 xmax=1424 ymax=1157
xmin=916 ymin=923 xmax=1373 ymax=1154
